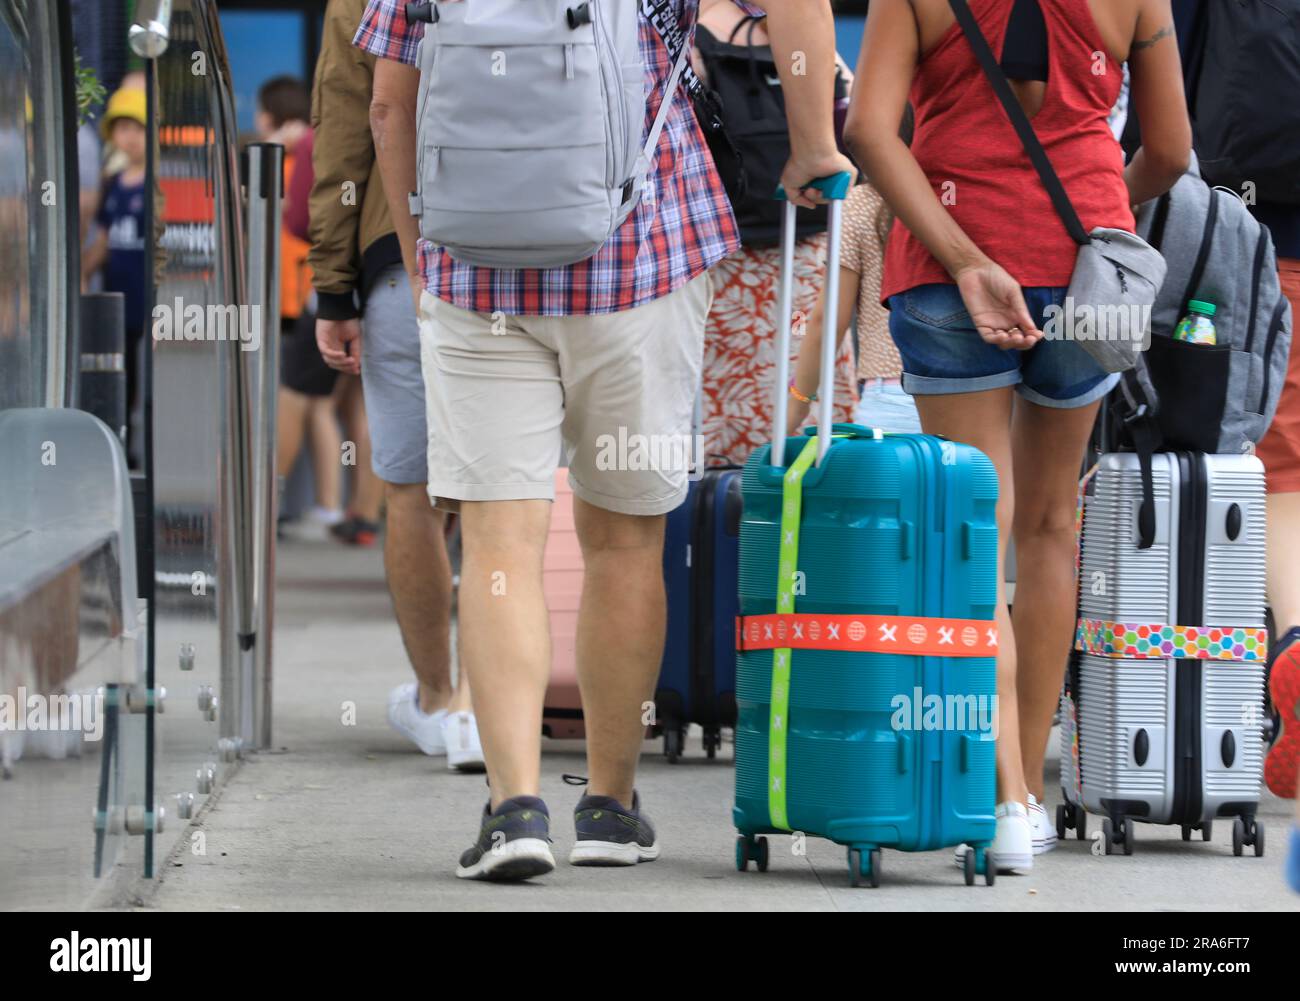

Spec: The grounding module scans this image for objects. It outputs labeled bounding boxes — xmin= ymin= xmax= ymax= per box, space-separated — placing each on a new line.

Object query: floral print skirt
xmin=702 ymin=234 xmax=856 ymax=468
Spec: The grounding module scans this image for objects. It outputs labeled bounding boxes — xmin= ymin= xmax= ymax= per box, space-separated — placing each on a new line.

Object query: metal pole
xmin=816 ymin=199 xmax=842 ymax=468
xmin=770 ymin=201 xmax=797 ymax=469
xmin=242 ymin=143 xmax=282 ymax=751
xmin=129 ymin=0 xmax=174 ymax=58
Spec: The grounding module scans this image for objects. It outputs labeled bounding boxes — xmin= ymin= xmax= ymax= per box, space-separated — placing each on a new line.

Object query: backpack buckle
xmin=566 ymin=3 xmax=592 ymax=29
xmin=405 ymin=2 xmax=437 ymax=25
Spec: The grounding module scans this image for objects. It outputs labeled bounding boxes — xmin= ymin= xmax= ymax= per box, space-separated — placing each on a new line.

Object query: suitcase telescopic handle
xmin=770 ymin=172 xmax=853 ymax=469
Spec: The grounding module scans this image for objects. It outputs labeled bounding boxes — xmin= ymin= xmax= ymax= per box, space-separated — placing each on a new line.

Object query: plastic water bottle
xmin=1174 ymin=299 xmax=1217 ymax=346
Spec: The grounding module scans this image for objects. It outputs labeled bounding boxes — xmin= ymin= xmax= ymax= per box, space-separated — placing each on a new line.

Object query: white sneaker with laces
xmin=954 ymin=800 xmax=1034 ymax=874
xmin=1028 ymin=793 xmax=1058 ymax=855
xmin=442 ymin=710 xmax=485 ymax=772
xmin=386 ymin=682 xmax=447 ymax=756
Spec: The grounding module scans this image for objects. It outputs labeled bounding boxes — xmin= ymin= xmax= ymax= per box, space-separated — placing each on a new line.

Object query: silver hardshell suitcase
xmin=1057 ymin=451 xmax=1269 ymax=856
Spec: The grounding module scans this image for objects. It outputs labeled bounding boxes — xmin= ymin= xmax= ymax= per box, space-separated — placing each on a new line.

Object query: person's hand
xmin=779 ymin=149 xmax=858 ymax=210
xmin=785 ymin=397 xmax=811 ymax=437
xmin=407 ymin=273 xmax=424 ymax=320
xmin=316 ymin=317 xmax=363 ymax=376
xmin=953 ymin=259 xmax=1042 ymax=350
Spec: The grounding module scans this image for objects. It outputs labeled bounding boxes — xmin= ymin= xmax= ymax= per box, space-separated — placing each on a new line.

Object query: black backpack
xmin=1185 ymin=0 xmax=1300 ymax=205
xmin=693 ymin=17 xmax=848 ymax=246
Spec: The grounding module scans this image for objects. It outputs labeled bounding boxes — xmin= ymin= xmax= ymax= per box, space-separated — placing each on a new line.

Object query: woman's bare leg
xmin=913 ymin=387 xmax=1028 ymax=808
xmin=1009 ymin=397 xmax=1102 ymax=801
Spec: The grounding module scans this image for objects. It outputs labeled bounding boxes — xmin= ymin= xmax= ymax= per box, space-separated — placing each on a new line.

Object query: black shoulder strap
xmin=947 ymin=0 xmax=1090 ymax=246
xmin=643 ymin=0 xmax=705 ymax=99
xmin=1107 ymin=358 xmax=1162 ymax=550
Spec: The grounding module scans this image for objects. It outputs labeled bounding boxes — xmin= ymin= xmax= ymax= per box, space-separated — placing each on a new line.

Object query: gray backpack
xmin=1134 ymin=155 xmax=1294 ymax=454
xmin=405 ymin=0 xmax=687 ymax=269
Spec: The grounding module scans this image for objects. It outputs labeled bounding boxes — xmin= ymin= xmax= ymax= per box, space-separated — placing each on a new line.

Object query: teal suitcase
xmin=732 ymin=178 xmax=999 ymax=887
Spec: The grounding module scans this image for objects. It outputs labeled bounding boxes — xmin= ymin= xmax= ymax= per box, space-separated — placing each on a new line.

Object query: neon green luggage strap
xmin=768 ymin=436 xmax=819 ymax=831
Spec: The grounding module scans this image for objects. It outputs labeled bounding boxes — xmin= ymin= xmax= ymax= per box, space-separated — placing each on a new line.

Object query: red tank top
xmin=880 ymin=0 xmax=1134 ymax=301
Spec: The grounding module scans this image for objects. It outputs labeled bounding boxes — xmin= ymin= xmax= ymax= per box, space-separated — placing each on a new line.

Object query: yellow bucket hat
xmin=101 ymin=86 xmax=147 ymax=139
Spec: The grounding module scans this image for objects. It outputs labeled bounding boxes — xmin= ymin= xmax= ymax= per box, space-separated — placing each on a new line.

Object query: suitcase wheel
xmin=968 ymin=847 xmax=995 ymax=887
xmin=664 ymin=728 xmax=685 ymax=764
xmin=1233 ymin=817 xmax=1265 ymax=858
xmin=703 ymin=728 xmax=721 ymax=760
xmin=736 ymin=835 xmax=769 ymax=872
xmin=848 ymin=847 xmax=881 ymax=889
xmin=1102 ymin=817 xmax=1134 ymax=856
xmin=1180 ymin=823 xmax=1212 ymax=843
xmin=1056 ymin=801 xmax=1086 ymax=841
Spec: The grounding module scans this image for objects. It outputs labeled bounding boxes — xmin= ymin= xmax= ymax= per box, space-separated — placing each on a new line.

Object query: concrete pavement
xmin=137 ymin=540 xmax=1300 ymax=912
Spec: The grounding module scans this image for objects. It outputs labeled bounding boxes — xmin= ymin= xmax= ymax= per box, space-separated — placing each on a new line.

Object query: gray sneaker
xmin=569 ymin=791 xmax=660 ymax=866
xmin=455 ymin=796 xmax=555 ymax=881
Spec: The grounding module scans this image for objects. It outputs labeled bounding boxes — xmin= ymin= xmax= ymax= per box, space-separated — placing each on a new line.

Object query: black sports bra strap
xmin=727 ymin=13 xmax=761 ymax=45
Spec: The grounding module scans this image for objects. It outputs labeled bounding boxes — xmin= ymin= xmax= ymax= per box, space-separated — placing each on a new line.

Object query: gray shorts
xmin=362 ymin=265 xmax=427 ymax=484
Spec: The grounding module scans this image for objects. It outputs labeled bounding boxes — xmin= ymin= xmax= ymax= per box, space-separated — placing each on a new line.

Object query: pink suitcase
xmin=543 ymin=470 xmax=585 ymax=739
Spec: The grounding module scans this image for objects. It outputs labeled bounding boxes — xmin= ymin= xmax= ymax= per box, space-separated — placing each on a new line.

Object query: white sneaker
xmin=441 ymin=710 xmax=485 ymax=772
xmin=280 ymin=506 xmax=344 ymax=543
xmin=954 ymin=801 xmax=1034 ymax=874
xmin=1028 ymin=793 xmax=1058 ymax=855
xmin=386 ymin=683 xmax=447 ymax=756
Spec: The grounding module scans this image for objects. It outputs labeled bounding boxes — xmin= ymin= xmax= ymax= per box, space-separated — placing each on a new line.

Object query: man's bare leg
xmin=383 ymin=482 xmax=467 ymax=714
xmin=457 ymin=499 xmax=551 ymax=808
xmin=572 ymin=499 xmax=667 ymax=807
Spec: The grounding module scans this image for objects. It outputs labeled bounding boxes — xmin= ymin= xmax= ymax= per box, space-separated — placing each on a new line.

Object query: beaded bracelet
xmin=788 ymin=378 xmax=818 ymax=405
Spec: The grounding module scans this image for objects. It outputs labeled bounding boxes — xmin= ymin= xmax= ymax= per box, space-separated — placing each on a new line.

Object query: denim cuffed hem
xmin=900 ymin=369 xmax=1020 ymax=397
xmin=1016 ymin=371 xmax=1121 ymax=410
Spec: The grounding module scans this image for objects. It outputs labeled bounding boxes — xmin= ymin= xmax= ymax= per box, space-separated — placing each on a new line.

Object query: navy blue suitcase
xmin=655 ymin=467 xmax=743 ymax=761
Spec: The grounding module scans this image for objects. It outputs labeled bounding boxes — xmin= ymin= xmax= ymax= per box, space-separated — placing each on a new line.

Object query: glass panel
xmin=149 ymin=0 xmax=251 ymax=874
xmin=0 ymin=0 xmax=146 ymax=909
xmin=0 ymin=1 xmax=39 ymax=408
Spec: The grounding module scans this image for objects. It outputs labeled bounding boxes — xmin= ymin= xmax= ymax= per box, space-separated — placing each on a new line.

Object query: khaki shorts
xmin=418 ymin=274 xmax=712 ymax=515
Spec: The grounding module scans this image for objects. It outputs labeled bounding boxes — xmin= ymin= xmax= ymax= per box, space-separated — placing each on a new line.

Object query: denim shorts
xmin=854 ymin=379 xmax=923 ymax=434
xmin=887 ymin=283 xmax=1120 ymax=408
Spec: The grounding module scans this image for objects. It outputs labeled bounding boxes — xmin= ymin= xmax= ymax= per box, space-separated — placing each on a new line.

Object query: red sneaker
xmin=1265 ymin=629 xmax=1300 ymax=799
xmin=330 ymin=515 xmax=380 ymax=548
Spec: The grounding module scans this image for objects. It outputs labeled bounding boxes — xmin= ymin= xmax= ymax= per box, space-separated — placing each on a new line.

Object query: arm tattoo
xmin=1132 ymin=24 xmax=1174 ymax=51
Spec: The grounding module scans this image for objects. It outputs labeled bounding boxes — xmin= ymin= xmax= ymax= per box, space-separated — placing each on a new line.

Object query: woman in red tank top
xmin=842 ymin=0 xmax=1190 ymax=875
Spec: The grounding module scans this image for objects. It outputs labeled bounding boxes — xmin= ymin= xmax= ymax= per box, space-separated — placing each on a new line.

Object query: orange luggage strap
xmin=737 ymin=613 xmax=998 ymax=658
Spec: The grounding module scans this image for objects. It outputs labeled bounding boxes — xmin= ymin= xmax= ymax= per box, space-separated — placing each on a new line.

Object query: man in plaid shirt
xmin=349 ymin=0 xmax=853 ymax=881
